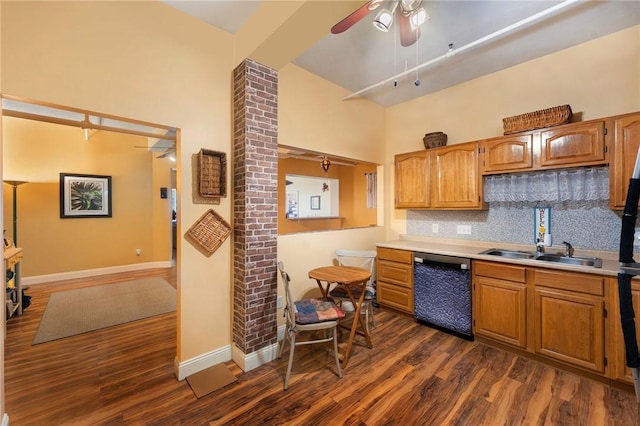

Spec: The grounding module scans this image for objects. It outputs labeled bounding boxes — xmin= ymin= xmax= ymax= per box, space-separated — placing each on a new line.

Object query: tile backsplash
xmin=407 ymin=200 xmax=624 ymax=253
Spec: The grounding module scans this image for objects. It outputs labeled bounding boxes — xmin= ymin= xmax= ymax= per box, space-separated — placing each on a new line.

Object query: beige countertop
xmin=377 ymin=235 xmax=622 ymax=277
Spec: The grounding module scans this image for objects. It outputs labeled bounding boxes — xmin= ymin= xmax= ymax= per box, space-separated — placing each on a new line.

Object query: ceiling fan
xmin=331 ymin=0 xmax=429 ymax=47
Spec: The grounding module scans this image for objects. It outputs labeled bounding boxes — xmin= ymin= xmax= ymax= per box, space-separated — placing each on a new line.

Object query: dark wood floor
xmin=4 ymin=268 xmax=639 ymax=425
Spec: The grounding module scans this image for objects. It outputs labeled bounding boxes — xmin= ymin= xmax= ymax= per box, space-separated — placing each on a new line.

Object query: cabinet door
xmin=610 ymin=113 xmax=640 ymax=210
xmin=539 ymin=121 xmax=606 ymax=168
xmin=481 ymin=134 xmax=533 ymax=174
xmin=474 ymin=276 xmax=527 ymax=348
xmin=430 ymin=142 xmax=484 ymax=209
xmin=377 ymin=281 xmax=413 ymax=314
xmin=611 ymin=280 xmax=640 ymax=384
xmin=534 ymin=288 xmax=605 ymax=373
xmin=395 ymin=150 xmax=430 ymax=208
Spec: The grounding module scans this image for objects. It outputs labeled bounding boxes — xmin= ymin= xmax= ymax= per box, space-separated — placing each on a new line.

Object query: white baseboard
xmin=231 ymin=325 xmax=286 ymax=372
xmin=175 ymin=325 xmax=286 ymax=379
xmin=174 ymin=345 xmax=232 ymax=381
xmin=22 ymin=261 xmax=173 ymax=286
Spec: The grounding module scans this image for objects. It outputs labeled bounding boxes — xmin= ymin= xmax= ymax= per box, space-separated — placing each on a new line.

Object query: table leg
xmin=340 ymin=282 xmax=373 ymax=368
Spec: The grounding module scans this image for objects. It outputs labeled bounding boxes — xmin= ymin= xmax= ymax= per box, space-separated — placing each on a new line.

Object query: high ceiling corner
xmin=234 ymin=1 xmax=367 ymax=70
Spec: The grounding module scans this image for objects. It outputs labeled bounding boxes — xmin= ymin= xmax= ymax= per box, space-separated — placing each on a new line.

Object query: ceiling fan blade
xmin=331 ymin=0 xmax=380 ymax=34
xmin=398 ymin=12 xmax=420 ymax=47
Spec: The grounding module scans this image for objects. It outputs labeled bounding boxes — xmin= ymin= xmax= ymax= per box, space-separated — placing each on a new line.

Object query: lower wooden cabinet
xmin=611 ymin=279 xmax=640 ymax=385
xmin=473 ymin=261 xmax=527 ymax=348
xmin=473 ymin=260 xmax=615 ymax=380
xmin=533 ymin=269 xmax=606 ymax=374
xmin=376 ymin=247 xmax=413 ymax=314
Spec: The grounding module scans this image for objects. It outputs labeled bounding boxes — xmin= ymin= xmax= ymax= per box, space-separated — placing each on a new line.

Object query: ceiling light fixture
xmin=321 ymin=157 xmax=331 ymax=172
xmin=373 ymin=1 xmax=399 ymax=32
xmin=409 ymin=7 xmax=429 ymax=30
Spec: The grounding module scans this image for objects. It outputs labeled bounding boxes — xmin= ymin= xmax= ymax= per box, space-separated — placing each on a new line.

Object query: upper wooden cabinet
xmin=395 ymin=142 xmax=485 ymax=210
xmin=609 ymin=112 xmax=640 ymax=210
xmin=481 ymin=119 xmax=608 ymax=175
xmin=395 ymin=150 xmax=430 ymax=208
xmin=481 ymin=133 xmax=533 ymax=174
xmin=538 ymin=120 xmax=607 ymax=168
xmin=431 ymin=142 xmax=485 ymax=209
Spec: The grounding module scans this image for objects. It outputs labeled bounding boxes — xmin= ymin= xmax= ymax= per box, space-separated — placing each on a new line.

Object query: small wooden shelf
xmin=287 ymin=216 xmax=342 ymax=221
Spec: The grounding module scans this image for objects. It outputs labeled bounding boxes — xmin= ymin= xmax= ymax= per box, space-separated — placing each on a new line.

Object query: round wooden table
xmin=308 ymin=265 xmax=373 ymax=368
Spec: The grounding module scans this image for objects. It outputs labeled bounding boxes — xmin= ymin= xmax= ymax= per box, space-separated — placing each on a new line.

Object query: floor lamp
xmin=3 ymin=180 xmax=28 ymax=246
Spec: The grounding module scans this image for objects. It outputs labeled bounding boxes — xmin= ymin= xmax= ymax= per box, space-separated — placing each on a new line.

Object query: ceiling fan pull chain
xmin=393 ymin=22 xmax=398 ymax=86
xmin=414 ymin=36 xmax=420 ymax=86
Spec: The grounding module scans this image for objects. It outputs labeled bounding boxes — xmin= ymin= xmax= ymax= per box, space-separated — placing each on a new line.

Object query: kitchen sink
xmin=534 ymin=254 xmax=602 ymax=268
xmin=478 ymin=248 xmax=537 ymax=259
xmin=479 ymin=248 xmax=602 ymax=268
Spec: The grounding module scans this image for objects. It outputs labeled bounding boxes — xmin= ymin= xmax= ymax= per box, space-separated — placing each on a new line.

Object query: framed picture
xmin=60 ymin=173 xmax=112 ymax=218
xmin=310 ymin=195 xmax=321 ymax=210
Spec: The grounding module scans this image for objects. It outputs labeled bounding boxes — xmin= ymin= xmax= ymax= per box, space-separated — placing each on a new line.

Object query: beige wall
xmin=276 ymin=63 xmax=386 ymax=324
xmin=1 ymin=1 xmax=234 ymax=363
xmin=1 ymin=117 xmax=172 ymax=277
xmin=385 ymin=25 xmax=640 ymax=240
xmin=0 ymin=0 xmax=387 ymax=378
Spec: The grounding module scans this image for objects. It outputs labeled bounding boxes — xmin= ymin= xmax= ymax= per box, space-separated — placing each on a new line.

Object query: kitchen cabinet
xmin=538 ymin=120 xmax=607 ymax=168
xmin=473 ymin=261 xmax=527 ymax=348
xmin=480 ymin=118 xmax=611 ymax=176
xmin=394 ymin=150 xmax=430 ymax=208
xmin=611 ymin=278 xmax=640 ymax=385
xmin=481 ymin=133 xmax=534 ymax=174
xmin=533 ymin=269 xmax=606 ymax=374
xmin=376 ymin=247 xmax=413 ymax=314
xmin=610 ymin=112 xmax=640 ymax=210
xmin=430 ymin=142 xmax=486 ymax=210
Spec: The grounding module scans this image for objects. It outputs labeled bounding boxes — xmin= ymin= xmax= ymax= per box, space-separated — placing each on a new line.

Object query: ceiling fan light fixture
xmin=373 ymin=8 xmax=393 ymax=32
xmin=409 ymin=7 xmax=428 ymax=29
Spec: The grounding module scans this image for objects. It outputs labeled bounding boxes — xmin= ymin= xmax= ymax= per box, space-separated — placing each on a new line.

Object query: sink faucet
xmin=536 ymin=240 xmax=545 ymax=254
xmin=562 ymin=241 xmax=574 ymax=257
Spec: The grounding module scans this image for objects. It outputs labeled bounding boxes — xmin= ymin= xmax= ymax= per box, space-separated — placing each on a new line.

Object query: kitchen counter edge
xmin=376 ymin=237 xmax=622 ymax=277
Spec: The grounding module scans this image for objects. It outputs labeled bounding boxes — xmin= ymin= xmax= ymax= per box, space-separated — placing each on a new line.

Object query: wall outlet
xmin=277 ymin=295 xmax=283 ymax=309
xmin=457 ymin=225 xmax=472 ymax=235
xmin=432 ymin=223 xmax=439 ymax=233
xmin=136 ymin=248 xmax=142 ymax=256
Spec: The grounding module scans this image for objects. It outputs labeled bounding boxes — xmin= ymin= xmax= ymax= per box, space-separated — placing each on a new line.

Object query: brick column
xmin=232 ymin=59 xmax=278 ymax=360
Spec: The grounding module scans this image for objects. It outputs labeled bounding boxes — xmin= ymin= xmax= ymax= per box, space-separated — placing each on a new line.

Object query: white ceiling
xmin=164 ymin=1 xmax=639 ymax=108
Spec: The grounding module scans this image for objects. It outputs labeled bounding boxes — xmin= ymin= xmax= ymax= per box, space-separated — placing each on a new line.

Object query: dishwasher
xmin=413 ymin=252 xmax=473 ymax=340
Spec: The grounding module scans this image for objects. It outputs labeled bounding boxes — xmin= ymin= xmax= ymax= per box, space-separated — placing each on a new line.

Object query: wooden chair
xmin=277 ymin=261 xmax=345 ymax=390
xmin=329 ymin=249 xmax=377 ymax=334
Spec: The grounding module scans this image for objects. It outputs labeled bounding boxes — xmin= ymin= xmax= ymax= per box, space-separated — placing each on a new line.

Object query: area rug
xmin=33 ymin=277 xmax=176 ymax=345
xmin=186 ymin=363 xmax=238 ymax=398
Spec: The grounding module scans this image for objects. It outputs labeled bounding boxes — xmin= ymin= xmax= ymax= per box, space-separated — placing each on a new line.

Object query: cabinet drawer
xmin=377 ymin=247 xmax=413 ymax=264
xmin=474 ymin=260 xmax=526 ymax=283
xmin=534 ymin=269 xmax=604 ymax=296
xmin=377 ymin=259 xmax=413 ymax=288
xmin=377 ymin=282 xmax=413 ymax=314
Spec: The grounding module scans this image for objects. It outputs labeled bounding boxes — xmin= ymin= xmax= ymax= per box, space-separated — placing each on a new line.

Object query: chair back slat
xmin=335 ymin=249 xmax=377 ymax=284
xmin=277 ymin=261 xmax=296 ymax=327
